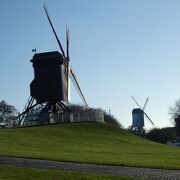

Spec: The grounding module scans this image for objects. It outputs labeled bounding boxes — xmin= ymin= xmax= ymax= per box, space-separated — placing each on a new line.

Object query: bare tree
xmin=0 ymin=100 xmax=18 ymax=127
xmin=169 ymin=99 xmax=180 ymax=119
xmin=169 ymin=99 xmax=180 ymax=138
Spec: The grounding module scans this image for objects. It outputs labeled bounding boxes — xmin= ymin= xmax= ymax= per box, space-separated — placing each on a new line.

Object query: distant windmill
xmin=131 ymin=96 xmax=154 ymax=134
xmin=16 ymin=4 xmax=88 ymax=126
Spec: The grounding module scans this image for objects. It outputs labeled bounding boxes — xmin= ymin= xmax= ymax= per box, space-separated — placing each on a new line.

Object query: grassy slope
xmin=0 ymin=165 xmax=148 ymax=180
xmin=0 ymin=122 xmax=180 ymax=169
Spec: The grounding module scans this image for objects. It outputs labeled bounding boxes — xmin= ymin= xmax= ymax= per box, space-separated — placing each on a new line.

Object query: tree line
xmin=145 ymin=99 xmax=180 ymax=144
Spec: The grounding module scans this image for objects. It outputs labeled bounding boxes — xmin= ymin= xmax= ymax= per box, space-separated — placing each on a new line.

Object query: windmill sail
xmin=143 ymin=97 xmax=149 ymax=111
xmin=69 ymin=66 xmax=88 ymax=107
xmin=66 ymin=26 xmax=70 ymax=101
xmin=43 ymin=4 xmax=88 ymax=107
xmin=131 ymin=96 xmax=142 ymax=109
xmin=66 ymin=26 xmax=70 ymax=60
xmin=43 ymin=4 xmax=66 ymax=58
xmin=144 ymin=112 xmax=154 ymax=126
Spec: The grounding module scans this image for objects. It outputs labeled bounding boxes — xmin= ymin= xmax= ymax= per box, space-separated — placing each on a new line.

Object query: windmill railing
xmin=22 ymin=110 xmax=104 ymax=126
xmin=71 ymin=111 xmax=104 ymax=123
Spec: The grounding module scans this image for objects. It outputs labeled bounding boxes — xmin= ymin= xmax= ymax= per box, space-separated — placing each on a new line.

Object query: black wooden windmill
xmin=16 ymin=4 xmax=88 ymax=126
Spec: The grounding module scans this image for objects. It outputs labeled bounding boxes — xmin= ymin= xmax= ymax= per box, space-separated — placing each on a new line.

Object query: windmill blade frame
xmin=66 ymin=25 xmax=70 ymax=60
xmin=144 ymin=111 xmax=155 ymax=126
xmin=43 ymin=4 xmax=88 ymax=107
xmin=43 ymin=4 xmax=66 ymax=58
xmin=143 ymin=97 xmax=149 ymax=111
xmin=131 ymin=96 xmax=142 ymax=109
xmin=69 ymin=66 xmax=88 ymax=107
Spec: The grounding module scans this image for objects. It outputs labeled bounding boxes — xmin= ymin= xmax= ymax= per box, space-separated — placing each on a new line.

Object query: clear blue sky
xmin=1 ymin=0 xmax=180 ymax=129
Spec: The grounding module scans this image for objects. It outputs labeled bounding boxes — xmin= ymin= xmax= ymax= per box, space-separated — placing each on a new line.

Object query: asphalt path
xmin=0 ymin=157 xmax=180 ymax=179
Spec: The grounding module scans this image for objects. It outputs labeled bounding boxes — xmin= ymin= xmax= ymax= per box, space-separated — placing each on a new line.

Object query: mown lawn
xmin=0 ymin=122 xmax=180 ymax=169
xmin=0 ymin=164 xmax=149 ymax=180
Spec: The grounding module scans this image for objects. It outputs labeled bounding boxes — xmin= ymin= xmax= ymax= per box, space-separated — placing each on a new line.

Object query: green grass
xmin=0 ymin=164 xmax=148 ymax=180
xmin=0 ymin=122 xmax=180 ymax=169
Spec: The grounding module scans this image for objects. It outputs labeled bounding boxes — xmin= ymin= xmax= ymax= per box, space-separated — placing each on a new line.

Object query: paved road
xmin=0 ymin=156 xmax=180 ymax=180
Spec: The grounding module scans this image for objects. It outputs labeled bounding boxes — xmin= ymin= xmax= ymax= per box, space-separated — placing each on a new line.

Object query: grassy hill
xmin=0 ymin=122 xmax=180 ymax=169
xmin=0 ymin=164 xmax=147 ymax=180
